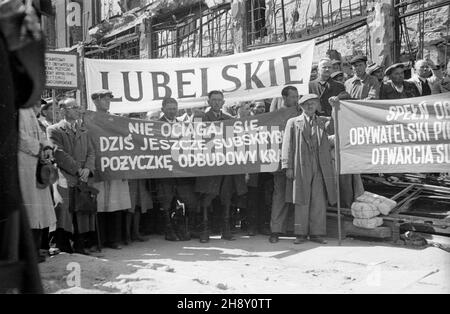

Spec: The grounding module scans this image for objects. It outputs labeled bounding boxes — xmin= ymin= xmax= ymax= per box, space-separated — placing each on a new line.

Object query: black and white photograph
xmin=0 ymin=0 xmax=449 ymax=299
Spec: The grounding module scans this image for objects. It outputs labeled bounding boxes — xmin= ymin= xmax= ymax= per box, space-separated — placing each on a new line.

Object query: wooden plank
xmin=391 ymin=184 xmax=416 ymax=201
xmin=345 ymin=222 xmax=393 ymax=239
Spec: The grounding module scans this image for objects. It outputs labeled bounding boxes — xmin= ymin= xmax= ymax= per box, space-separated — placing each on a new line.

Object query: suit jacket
xmin=407 ymin=75 xmax=432 ymax=96
xmin=379 ymin=80 xmax=420 ymax=99
xmin=158 ymin=114 xmax=193 ymax=186
xmin=195 ymin=109 xmax=247 ymax=196
xmin=203 ymin=109 xmax=234 ymax=122
xmin=281 ymin=114 xmax=336 ymax=206
xmin=47 ymin=120 xmax=95 ymax=187
xmin=309 ymin=78 xmax=345 ymax=116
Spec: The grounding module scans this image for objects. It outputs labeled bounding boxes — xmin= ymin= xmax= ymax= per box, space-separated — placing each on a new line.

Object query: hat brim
xmin=299 ymin=98 xmax=320 ymax=106
xmin=385 ymin=64 xmax=405 ymax=76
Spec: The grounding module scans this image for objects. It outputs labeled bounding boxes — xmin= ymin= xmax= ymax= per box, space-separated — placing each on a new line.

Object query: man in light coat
xmin=282 ymin=94 xmax=337 ymax=244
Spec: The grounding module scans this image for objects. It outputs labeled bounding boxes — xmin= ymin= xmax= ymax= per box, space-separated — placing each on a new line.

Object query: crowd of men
xmin=20 ymin=56 xmax=450 ymax=262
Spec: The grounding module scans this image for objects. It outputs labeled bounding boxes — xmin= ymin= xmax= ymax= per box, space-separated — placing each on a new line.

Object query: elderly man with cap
xmin=89 ymin=89 xmax=132 ymax=249
xmin=309 ymin=58 xmax=346 ymax=117
xmin=380 ymin=63 xmax=420 ymax=99
xmin=345 ymin=55 xmax=380 ymax=100
xmin=367 ymin=63 xmax=384 ymax=83
xmin=281 ymin=94 xmax=336 ymax=245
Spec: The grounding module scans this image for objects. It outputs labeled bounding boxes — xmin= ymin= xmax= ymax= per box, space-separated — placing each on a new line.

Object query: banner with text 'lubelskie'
xmin=338 ymin=93 xmax=450 ymax=174
xmin=84 ymin=108 xmax=297 ymax=180
xmin=84 ymin=40 xmax=315 ymax=114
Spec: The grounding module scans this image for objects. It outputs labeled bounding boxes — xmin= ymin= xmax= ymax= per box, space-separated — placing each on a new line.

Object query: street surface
xmin=40 ymin=234 xmax=450 ymax=294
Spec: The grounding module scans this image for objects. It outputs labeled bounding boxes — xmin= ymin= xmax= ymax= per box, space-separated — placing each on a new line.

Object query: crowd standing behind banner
xmin=25 ymin=56 xmax=450 ymax=261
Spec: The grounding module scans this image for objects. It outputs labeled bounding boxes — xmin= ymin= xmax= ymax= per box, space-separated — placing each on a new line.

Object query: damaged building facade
xmin=41 ymin=0 xmax=450 ymax=100
xmin=79 ymin=0 xmax=450 ymax=68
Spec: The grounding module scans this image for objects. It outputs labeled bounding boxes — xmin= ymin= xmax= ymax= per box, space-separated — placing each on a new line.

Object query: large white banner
xmin=85 ymin=40 xmax=315 ymax=113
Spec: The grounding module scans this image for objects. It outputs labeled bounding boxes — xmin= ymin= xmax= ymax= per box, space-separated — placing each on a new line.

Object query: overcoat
xmin=47 ymin=119 xmax=95 ymax=188
xmin=18 ymin=108 xmax=56 ymax=230
xmin=47 ymin=119 xmax=96 ymax=232
xmin=281 ymin=113 xmax=337 ymax=206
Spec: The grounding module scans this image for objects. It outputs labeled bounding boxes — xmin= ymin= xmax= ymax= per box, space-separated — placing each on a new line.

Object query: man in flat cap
xmin=89 ymin=89 xmax=132 ymax=249
xmin=345 ymin=55 xmax=380 ymax=100
xmin=366 ymin=63 xmax=384 ymax=84
xmin=281 ymin=94 xmax=336 ymax=245
xmin=309 ymin=58 xmax=345 ymax=117
xmin=380 ymin=63 xmax=420 ymax=99
xmin=330 ymin=71 xmax=345 ymax=84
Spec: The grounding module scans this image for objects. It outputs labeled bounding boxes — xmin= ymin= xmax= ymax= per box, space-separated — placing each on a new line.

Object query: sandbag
xmin=356 ymin=191 xmax=397 ymax=215
xmin=353 ymin=217 xmax=384 ymax=229
xmin=351 ymin=202 xmax=380 ymax=219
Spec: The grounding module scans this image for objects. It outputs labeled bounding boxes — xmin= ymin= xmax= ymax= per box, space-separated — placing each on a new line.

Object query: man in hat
xmin=37 ymin=99 xmax=55 ymax=132
xmin=407 ymin=59 xmax=433 ymax=96
xmin=90 ymin=89 xmax=131 ymax=249
xmin=47 ymin=98 xmax=96 ymax=254
xmin=345 ymin=55 xmax=380 ymax=100
xmin=367 ymin=63 xmax=384 ymax=83
xmin=330 ymin=71 xmax=345 ymax=84
xmin=380 ymin=63 xmax=420 ymax=99
xmin=281 ymin=94 xmax=336 ymax=244
xmin=338 ymin=58 xmax=372 ymax=208
xmin=309 ymin=58 xmax=345 ymax=117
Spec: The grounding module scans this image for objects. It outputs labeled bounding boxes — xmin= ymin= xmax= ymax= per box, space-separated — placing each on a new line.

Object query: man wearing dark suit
xmin=407 ymin=59 xmax=432 ymax=96
xmin=269 ymin=86 xmax=299 ymax=243
xmin=156 ymin=97 xmax=198 ymax=241
xmin=195 ymin=90 xmax=247 ymax=243
xmin=310 ymin=58 xmax=363 ymax=209
xmin=309 ymin=58 xmax=346 ymax=117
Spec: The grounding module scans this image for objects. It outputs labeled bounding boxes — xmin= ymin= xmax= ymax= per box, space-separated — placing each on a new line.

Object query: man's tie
xmin=421 ymin=79 xmax=431 ymax=96
xmin=310 ymin=117 xmax=316 ymax=136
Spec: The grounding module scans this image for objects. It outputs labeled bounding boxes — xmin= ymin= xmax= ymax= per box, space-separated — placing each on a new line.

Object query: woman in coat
xmin=379 ymin=63 xmax=420 ymax=100
xmin=18 ymin=105 xmax=56 ymax=262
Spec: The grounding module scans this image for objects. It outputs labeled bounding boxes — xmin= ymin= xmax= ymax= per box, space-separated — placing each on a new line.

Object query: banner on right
xmin=338 ymin=93 xmax=450 ymax=174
